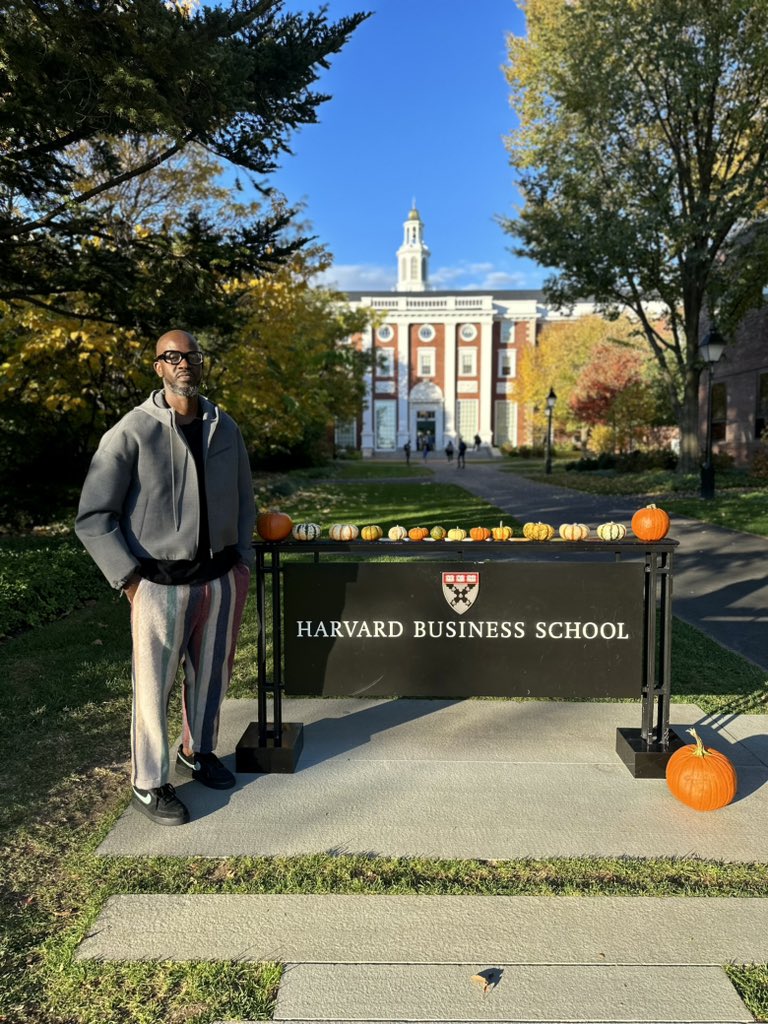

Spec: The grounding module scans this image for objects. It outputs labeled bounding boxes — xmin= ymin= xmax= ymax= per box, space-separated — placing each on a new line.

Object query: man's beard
xmin=166 ymin=380 xmax=199 ymax=398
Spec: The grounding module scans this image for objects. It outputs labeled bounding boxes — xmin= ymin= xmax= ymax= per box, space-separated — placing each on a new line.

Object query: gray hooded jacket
xmin=75 ymin=391 xmax=256 ymax=589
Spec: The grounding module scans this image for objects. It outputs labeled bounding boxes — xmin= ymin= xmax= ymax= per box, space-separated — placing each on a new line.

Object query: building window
xmin=418 ymin=348 xmax=435 ymax=377
xmin=377 ymin=324 xmax=394 ymax=342
xmin=377 ymin=348 xmax=395 ymax=377
xmin=374 ymin=401 xmax=396 ymax=450
xmin=334 ymin=419 xmax=356 ymax=448
xmin=418 ymin=324 xmax=435 ymax=342
xmin=756 ymin=372 xmax=768 ymax=438
xmin=456 ymin=399 xmax=478 ymax=441
xmin=410 ymin=256 xmax=418 ymax=279
xmin=494 ymin=400 xmax=517 ymax=446
xmin=711 ymin=381 xmax=727 ymax=443
xmin=498 ymin=350 xmax=516 ymax=377
xmin=459 ymin=347 xmax=477 ymax=377
xmin=500 ymin=322 xmax=514 ymax=344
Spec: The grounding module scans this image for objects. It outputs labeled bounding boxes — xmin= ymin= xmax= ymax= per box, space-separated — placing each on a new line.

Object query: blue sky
xmin=262 ymin=0 xmax=546 ymax=293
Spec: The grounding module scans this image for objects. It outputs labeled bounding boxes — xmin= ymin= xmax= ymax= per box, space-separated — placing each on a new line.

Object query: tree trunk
xmin=677 ymin=365 xmax=702 ymax=474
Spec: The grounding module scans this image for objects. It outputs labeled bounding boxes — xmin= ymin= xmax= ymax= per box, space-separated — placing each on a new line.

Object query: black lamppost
xmin=699 ymin=326 xmax=726 ymax=499
xmin=545 ymin=387 xmax=557 ymax=474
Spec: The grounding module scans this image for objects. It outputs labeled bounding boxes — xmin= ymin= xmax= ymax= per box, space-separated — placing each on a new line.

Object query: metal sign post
xmin=235 ymin=539 xmax=678 ymax=777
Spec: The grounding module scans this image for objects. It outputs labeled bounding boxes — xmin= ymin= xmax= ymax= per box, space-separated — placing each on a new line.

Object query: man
xmin=75 ymin=330 xmax=255 ymax=826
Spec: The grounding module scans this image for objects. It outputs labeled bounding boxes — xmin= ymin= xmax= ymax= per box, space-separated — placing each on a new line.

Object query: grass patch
xmin=2 ymin=475 xmax=767 ymax=1022
xmin=270 ymin=480 xmax=522 ymax=532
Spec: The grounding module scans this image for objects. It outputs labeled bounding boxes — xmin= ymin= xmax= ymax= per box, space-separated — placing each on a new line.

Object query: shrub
xmin=0 ymin=539 xmax=106 ymax=640
xmin=750 ymin=436 xmax=768 ymax=479
xmin=503 ymin=444 xmax=545 ymax=459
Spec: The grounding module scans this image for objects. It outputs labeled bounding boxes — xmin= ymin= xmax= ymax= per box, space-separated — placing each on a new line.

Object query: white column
xmin=479 ymin=318 xmax=493 ymax=443
xmin=360 ymin=324 xmax=375 ymax=455
xmin=443 ymin=320 xmax=457 ymax=442
xmin=397 ymin=320 xmax=411 ymax=446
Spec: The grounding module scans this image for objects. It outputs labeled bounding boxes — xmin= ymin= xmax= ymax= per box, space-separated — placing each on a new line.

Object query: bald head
xmin=155 ymin=329 xmax=198 ymax=357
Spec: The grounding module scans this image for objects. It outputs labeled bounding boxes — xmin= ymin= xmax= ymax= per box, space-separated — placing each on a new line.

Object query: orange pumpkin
xmin=492 ymin=521 xmax=513 ymax=541
xmin=666 ymin=728 xmax=737 ymax=811
xmin=256 ymin=510 xmax=293 ymax=541
xmin=631 ymin=503 xmax=670 ymax=541
xmin=469 ymin=526 xmax=491 ymax=542
xmin=408 ymin=526 xmax=429 ymax=541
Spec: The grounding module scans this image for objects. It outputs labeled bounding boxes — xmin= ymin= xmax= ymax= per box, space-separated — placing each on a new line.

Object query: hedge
xmin=0 ymin=540 xmax=107 ymax=640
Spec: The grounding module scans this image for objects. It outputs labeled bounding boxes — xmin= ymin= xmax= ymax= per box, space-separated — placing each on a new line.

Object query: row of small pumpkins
xmin=256 ymin=505 xmax=671 ymax=543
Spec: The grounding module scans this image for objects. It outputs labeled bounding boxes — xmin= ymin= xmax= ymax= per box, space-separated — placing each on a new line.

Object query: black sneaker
xmin=131 ymin=783 xmax=190 ymax=826
xmin=176 ymin=746 xmax=236 ymax=789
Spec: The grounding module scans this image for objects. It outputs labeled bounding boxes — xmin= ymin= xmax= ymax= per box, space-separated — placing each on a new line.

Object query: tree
xmin=212 ymin=245 xmax=373 ymax=461
xmin=569 ymin=340 xmax=670 ymax=453
xmin=514 ymin=314 xmax=643 ymax=444
xmin=0 ymin=0 xmax=368 ymax=324
xmin=503 ymin=0 xmax=768 ymax=471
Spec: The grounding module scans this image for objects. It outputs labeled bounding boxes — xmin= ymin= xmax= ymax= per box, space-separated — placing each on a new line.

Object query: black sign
xmin=282 ymin=561 xmax=645 ymax=698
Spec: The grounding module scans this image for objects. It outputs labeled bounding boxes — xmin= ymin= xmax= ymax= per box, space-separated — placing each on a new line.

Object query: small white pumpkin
xmin=596 ymin=521 xmax=627 ymax=541
xmin=292 ymin=522 xmax=322 ymax=541
xmin=329 ymin=523 xmax=359 ymax=541
xmin=388 ymin=524 xmax=408 ymax=541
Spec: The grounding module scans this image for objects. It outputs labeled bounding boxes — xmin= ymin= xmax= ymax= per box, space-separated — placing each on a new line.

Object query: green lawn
xmin=2 ymin=475 xmax=768 ymax=1023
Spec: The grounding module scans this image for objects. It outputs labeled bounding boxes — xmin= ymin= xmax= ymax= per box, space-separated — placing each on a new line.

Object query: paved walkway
xmin=426 ymin=459 xmax=768 ymax=670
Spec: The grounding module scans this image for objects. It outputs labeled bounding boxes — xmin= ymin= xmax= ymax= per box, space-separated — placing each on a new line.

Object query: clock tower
xmin=396 ymin=203 xmax=429 ymax=292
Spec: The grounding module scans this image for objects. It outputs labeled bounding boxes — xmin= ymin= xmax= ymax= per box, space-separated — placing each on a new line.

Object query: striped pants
xmin=129 ymin=563 xmax=250 ymax=790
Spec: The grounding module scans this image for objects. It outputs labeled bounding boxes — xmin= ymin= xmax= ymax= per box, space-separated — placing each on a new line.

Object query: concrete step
xmin=272 ymin=963 xmax=752 ymax=1022
xmin=78 ymin=895 xmax=765 ymax=1022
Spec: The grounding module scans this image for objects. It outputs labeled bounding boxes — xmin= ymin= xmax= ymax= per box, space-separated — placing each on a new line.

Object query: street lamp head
xmin=699 ymin=326 xmax=726 ymax=366
xmin=546 ymin=387 xmax=557 ymax=410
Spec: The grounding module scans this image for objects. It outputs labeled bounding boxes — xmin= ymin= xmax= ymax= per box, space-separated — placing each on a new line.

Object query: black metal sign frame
xmin=235 ymin=539 xmax=678 ymax=778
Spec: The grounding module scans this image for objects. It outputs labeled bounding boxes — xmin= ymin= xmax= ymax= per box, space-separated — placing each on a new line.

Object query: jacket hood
xmin=138 ymin=390 xmax=220 ymax=425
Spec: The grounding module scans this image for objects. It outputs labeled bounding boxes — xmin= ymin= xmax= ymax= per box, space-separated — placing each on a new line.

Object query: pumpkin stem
xmin=686 ymin=728 xmax=708 ymax=757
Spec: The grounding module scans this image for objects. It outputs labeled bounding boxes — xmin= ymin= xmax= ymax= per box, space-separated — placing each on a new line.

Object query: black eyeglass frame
xmin=154 ymin=350 xmax=205 ymax=365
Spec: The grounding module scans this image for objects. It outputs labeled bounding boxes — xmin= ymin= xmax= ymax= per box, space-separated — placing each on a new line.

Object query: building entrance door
xmin=416 ymin=409 xmax=436 ymax=451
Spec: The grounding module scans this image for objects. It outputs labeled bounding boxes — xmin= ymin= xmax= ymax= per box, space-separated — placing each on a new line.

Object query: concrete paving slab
xmin=708 ymin=714 xmax=768 ymax=768
xmin=96 ymin=699 xmax=768 ymax=862
xmin=273 ymin=963 xmax=752 ymax=1022
xmin=75 ymin=894 xmax=768 ymax=964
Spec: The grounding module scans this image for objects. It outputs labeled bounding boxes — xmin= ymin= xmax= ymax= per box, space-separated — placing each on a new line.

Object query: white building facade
xmin=339 ymin=206 xmax=592 ymax=455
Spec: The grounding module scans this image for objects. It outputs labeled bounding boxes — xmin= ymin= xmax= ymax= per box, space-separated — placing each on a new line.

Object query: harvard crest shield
xmin=442 ymin=571 xmax=480 ymax=614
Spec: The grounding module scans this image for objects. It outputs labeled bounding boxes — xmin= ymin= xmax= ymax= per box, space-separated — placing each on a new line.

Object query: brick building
xmin=705 ymin=307 xmax=768 ymax=466
xmin=339 ymin=206 xmax=593 ymax=455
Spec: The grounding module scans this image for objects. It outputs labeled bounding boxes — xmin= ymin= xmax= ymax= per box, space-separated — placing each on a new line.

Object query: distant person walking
xmin=444 ymin=439 xmax=454 ymax=463
xmin=457 ymin=437 xmax=467 ymax=468
xmin=473 ymin=433 xmax=482 ymax=451
xmin=403 ymin=439 xmax=411 ymax=465
xmin=422 ymin=437 xmax=430 ymax=462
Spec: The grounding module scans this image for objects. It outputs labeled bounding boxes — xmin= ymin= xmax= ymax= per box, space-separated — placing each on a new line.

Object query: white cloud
xmin=313 ymin=261 xmax=541 ymax=293
xmin=314 ymin=264 xmax=395 ymax=292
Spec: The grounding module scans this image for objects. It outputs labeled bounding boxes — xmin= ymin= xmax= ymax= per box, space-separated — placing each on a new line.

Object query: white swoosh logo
xmin=134 ymin=789 xmax=152 ymax=805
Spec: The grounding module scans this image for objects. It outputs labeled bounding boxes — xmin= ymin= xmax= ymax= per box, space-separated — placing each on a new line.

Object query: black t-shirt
xmin=139 ymin=416 xmax=239 ymax=585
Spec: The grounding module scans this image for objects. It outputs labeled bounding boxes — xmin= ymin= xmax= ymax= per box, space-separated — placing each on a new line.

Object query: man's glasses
xmin=154 ymin=350 xmax=204 ymax=366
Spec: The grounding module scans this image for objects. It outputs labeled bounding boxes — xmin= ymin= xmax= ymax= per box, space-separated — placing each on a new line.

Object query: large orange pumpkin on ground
xmin=665 ymin=728 xmax=737 ymax=811
xmin=256 ymin=510 xmax=293 ymax=541
xmin=631 ymin=503 xmax=670 ymax=541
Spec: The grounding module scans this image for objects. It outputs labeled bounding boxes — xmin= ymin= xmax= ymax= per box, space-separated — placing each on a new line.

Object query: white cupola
xmin=396 ymin=202 xmax=429 ymax=292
